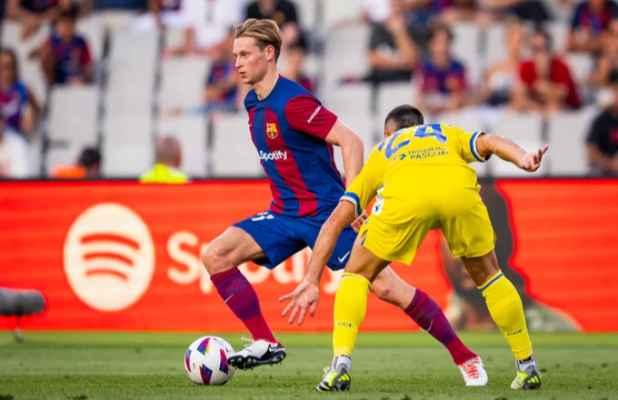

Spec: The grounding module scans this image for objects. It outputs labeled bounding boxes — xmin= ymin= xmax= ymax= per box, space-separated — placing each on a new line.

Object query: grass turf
xmin=0 ymin=332 xmax=616 ymax=400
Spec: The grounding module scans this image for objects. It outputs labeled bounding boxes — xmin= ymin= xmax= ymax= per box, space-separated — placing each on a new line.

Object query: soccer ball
xmin=184 ymin=336 xmax=235 ymax=385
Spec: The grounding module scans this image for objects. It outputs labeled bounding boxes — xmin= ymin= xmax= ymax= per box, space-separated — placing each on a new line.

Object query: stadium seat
xmin=46 ymin=86 xmax=99 ymax=170
xmin=160 ymin=57 xmax=210 ymax=109
xmin=332 ymin=112 xmax=376 ymax=171
xmin=102 ymin=30 xmax=157 ymax=176
xmin=322 ymin=84 xmax=372 ymax=116
xmin=483 ymin=23 xmax=506 ymax=70
xmin=296 ymin=0 xmax=319 ymax=30
xmin=377 ymin=82 xmax=416 ymax=121
xmin=211 ymin=113 xmax=262 ymax=177
xmin=452 ymin=23 xmax=482 ymax=86
xmin=75 ymin=16 xmax=104 ymax=62
xmin=322 ymin=24 xmax=369 ymax=87
xmin=547 ymin=107 xmax=597 ymax=176
xmin=158 ymin=115 xmax=208 ymax=177
xmin=564 ymin=53 xmax=593 ymax=87
xmin=103 ymin=115 xmax=153 ymax=176
xmin=547 ymin=21 xmax=569 ymax=53
xmin=486 ymin=110 xmax=545 ymax=177
xmin=322 ymin=0 xmax=363 ymax=29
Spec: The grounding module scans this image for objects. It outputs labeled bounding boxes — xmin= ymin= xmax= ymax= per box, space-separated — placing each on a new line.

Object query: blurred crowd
xmin=1 ymin=0 xmax=618 ymax=178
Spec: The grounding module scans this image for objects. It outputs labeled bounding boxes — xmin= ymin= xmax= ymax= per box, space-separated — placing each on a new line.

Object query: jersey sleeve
xmin=450 ymin=125 xmax=489 ymax=163
xmin=340 ymin=145 xmax=388 ymax=216
xmin=284 ymin=95 xmax=338 ymax=140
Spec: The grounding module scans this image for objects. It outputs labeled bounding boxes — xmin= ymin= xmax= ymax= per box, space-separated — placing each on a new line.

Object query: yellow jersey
xmin=342 ymin=123 xmax=494 ymax=263
xmin=140 ymin=163 xmax=189 ymax=184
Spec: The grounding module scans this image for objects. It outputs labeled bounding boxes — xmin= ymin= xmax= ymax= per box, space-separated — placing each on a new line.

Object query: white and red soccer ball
xmin=184 ymin=336 xmax=235 ymax=385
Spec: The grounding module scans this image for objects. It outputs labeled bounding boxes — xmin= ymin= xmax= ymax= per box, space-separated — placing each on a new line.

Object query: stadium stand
xmin=0 ymin=0 xmax=611 ymax=178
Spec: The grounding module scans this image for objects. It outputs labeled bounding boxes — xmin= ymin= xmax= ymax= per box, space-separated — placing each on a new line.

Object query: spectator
xmin=133 ymin=0 xmax=185 ymax=31
xmin=52 ymin=146 xmax=101 ymax=178
xmin=140 ymin=135 xmax=188 ymax=184
xmin=366 ymin=0 xmax=417 ymax=83
xmin=7 ymin=0 xmax=84 ymax=40
xmin=203 ymin=31 xmax=239 ymax=113
xmin=0 ymin=115 xmax=30 ymax=178
xmin=0 ymin=48 xmax=41 ymax=137
xmin=482 ymin=0 xmax=552 ymax=25
xmin=586 ymin=69 xmax=618 ymax=175
xmin=513 ymin=28 xmax=581 ymax=112
xmin=567 ymin=0 xmax=618 ymax=54
xmin=164 ymin=0 xmax=244 ymax=58
xmin=282 ymin=37 xmax=314 ymax=93
xmin=245 ymin=0 xmax=299 ymax=44
xmin=39 ymin=9 xmax=94 ymax=86
xmin=477 ymin=19 xmax=528 ymax=107
xmin=416 ymin=23 xmax=467 ymax=116
xmin=589 ymin=32 xmax=618 ymax=104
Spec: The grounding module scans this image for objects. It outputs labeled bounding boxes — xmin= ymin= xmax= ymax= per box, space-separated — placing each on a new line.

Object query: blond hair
xmin=234 ymin=18 xmax=282 ymax=61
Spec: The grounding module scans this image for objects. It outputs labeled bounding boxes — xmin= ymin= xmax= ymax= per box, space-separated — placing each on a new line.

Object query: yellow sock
xmin=479 ymin=272 xmax=533 ymax=361
xmin=333 ymin=272 xmax=370 ymax=357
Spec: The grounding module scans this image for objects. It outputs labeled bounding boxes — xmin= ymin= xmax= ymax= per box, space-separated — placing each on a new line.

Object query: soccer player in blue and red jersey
xmin=201 ymin=18 xmax=487 ymax=386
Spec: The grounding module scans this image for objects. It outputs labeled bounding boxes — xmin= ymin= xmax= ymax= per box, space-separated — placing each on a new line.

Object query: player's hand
xmin=278 ymin=279 xmax=320 ymax=326
xmin=351 ymin=211 xmax=368 ymax=233
xmin=518 ymin=144 xmax=549 ymax=172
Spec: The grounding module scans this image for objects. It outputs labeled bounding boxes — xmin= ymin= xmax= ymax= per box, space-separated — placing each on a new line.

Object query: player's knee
xmin=201 ymin=245 xmax=230 ymax=275
xmin=372 ymin=281 xmax=396 ymax=305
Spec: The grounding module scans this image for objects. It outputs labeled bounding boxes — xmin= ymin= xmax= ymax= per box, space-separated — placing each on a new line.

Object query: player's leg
xmin=203 ymin=212 xmax=303 ymax=369
xmin=317 ymin=235 xmax=389 ymax=392
xmin=202 ymin=225 xmax=286 ymax=368
xmin=371 ymin=268 xmax=487 ymax=386
xmin=442 ymin=198 xmax=540 ymax=390
xmin=462 ymin=252 xmax=541 ymax=390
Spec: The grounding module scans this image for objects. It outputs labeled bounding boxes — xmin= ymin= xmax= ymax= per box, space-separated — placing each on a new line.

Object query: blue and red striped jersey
xmin=245 ymin=76 xmax=344 ymax=217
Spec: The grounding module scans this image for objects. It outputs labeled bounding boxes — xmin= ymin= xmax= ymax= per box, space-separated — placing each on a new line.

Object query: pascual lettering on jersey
xmin=259 ymin=150 xmax=288 ymax=161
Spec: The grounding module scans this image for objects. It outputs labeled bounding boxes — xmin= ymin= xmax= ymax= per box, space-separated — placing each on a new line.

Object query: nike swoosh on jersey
xmin=337 ymin=251 xmax=351 ymax=263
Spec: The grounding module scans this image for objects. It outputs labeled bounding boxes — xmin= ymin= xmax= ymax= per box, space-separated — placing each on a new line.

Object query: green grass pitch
xmin=1 ymin=332 xmax=616 ymax=399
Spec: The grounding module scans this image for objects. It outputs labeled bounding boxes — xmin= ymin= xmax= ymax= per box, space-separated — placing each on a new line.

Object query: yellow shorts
xmin=359 ymin=197 xmax=495 ymax=265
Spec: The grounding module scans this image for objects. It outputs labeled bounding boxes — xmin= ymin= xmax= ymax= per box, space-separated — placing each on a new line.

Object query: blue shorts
xmin=235 ymin=210 xmax=357 ymax=270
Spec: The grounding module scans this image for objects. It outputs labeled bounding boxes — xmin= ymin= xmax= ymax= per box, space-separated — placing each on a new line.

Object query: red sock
xmin=210 ymin=268 xmax=277 ymax=343
xmin=404 ymin=289 xmax=476 ymax=365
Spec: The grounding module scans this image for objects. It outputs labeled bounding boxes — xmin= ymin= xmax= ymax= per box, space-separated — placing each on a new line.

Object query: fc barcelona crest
xmin=266 ymin=123 xmax=279 ymax=139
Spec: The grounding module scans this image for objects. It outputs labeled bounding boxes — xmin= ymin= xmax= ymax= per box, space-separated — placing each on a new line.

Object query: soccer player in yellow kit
xmin=281 ymin=105 xmax=548 ymax=392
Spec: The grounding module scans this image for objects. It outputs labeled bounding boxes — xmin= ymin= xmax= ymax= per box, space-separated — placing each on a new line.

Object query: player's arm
xmin=278 ymin=200 xmax=356 ymax=326
xmin=324 ymin=120 xmax=364 ymax=185
xmin=476 ymin=133 xmax=549 ymax=172
xmin=279 ymin=148 xmax=386 ymax=325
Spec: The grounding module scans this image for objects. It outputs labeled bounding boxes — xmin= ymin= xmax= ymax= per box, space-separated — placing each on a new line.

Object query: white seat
xmin=322 ymin=24 xmax=370 ymax=86
xmin=101 ymin=30 xmax=157 ymax=176
xmin=377 ymin=82 xmax=415 ymax=120
xmin=77 ymin=16 xmax=104 ymax=61
xmin=484 ymin=23 xmax=507 ymax=69
xmin=48 ymin=86 xmax=99 ymax=144
xmin=160 ymin=57 xmax=210 ymax=109
xmin=103 ymin=116 xmax=152 ymax=176
xmin=547 ymin=21 xmax=569 ymax=53
xmin=564 ymin=53 xmax=593 ymax=87
xmin=452 ymin=23 xmax=482 ymax=86
xmin=486 ymin=110 xmax=545 ymax=176
xmin=322 ymin=84 xmax=372 ymax=116
xmin=323 ymin=0 xmax=364 ymax=29
xmin=158 ymin=115 xmax=207 ymax=177
xmin=211 ymin=113 xmax=261 ymax=177
xmin=547 ymin=107 xmax=597 ymax=175
xmin=333 ymin=112 xmax=376 ymax=173
xmin=296 ymin=0 xmax=319 ymax=30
